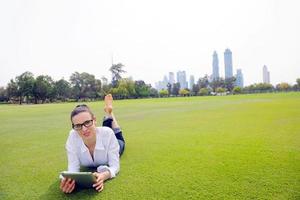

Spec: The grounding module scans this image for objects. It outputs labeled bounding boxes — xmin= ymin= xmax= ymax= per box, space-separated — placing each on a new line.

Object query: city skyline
xmin=155 ymin=48 xmax=245 ymax=90
xmin=0 ymin=0 xmax=299 ymax=87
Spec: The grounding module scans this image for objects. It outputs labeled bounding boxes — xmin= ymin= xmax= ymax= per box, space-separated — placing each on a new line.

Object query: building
xmin=177 ymin=70 xmax=188 ymax=89
xmin=189 ymin=75 xmax=195 ymax=90
xmin=212 ymin=51 xmax=219 ymax=80
xmin=235 ymin=69 xmax=244 ymax=88
xmin=155 ymin=75 xmax=169 ymax=91
xmin=169 ymin=72 xmax=175 ymax=85
xmin=224 ymin=48 xmax=233 ymax=79
xmin=263 ymin=65 xmax=270 ymax=84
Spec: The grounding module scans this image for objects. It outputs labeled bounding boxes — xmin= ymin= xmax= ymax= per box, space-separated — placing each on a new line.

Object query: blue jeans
xmin=102 ymin=117 xmax=125 ymax=156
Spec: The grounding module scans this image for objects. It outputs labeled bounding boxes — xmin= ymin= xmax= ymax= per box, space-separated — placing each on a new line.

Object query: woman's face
xmin=71 ymin=112 xmax=96 ymax=140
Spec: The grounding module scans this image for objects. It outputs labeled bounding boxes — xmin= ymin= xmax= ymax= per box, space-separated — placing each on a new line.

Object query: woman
xmin=60 ymin=94 xmax=125 ymax=193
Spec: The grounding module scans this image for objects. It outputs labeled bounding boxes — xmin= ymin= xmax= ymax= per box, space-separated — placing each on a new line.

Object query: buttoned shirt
xmin=65 ymin=127 xmax=120 ymax=178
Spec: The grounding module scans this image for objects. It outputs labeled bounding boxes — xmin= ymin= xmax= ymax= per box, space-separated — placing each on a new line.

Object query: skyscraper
xmin=235 ymin=69 xmax=244 ymax=88
xmin=169 ymin=72 xmax=175 ymax=84
xmin=177 ymin=70 xmax=188 ymax=89
xmin=189 ymin=75 xmax=195 ymax=90
xmin=155 ymin=75 xmax=168 ymax=91
xmin=224 ymin=48 xmax=233 ymax=79
xmin=263 ymin=65 xmax=270 ymax=84
xmin=163 ymin=75 xmax=168 ymax=86
xmin=212 ymin=51 xmax=219 ymax=80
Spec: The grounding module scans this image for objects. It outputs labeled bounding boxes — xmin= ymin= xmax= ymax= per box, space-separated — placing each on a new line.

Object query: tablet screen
xmin=60 ymin=171 xmax=96 ymax=188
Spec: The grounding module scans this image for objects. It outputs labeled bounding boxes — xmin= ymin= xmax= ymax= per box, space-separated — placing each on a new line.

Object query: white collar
xmin=79 ymin=128 xmax=105 ymax=153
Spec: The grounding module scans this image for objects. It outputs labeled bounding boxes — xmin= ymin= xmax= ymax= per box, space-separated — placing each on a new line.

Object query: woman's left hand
xmin=92 ymin=172 xmax=107 ymax=192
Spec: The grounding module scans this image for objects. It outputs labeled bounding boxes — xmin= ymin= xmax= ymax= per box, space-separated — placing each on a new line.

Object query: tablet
xmin=60 ymin=171 xmax=96 ymax=188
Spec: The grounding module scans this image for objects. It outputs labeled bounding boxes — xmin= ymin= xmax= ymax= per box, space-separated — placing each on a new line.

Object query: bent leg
xmin=103 ymin=94 xmax=125 ymax=156
xmin=102 ymin=117 xmax=125 ymax=156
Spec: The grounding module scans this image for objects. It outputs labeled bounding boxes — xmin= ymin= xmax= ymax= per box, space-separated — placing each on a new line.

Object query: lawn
xmin=0 ymin=92 xmax=299 ymax=199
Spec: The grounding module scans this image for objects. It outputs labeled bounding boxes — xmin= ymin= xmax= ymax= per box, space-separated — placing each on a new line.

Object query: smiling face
xmin=71 ymin=111 xmax=97 ymax=140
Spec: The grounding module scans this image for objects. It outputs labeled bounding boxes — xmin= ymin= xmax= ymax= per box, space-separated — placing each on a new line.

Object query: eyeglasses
xmin=76 ymin=104 xmax=87 ymax=108
xmin=72 ymin=119 xmax=94 ymax=131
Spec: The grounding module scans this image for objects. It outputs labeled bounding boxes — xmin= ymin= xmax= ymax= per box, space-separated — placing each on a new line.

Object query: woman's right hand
xmin=60 ymin=178 xmax=75 ymax=193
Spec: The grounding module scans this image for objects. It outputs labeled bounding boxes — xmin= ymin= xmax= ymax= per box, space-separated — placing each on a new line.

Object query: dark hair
xmin=70 ymin=104 xmax=94 ymax=122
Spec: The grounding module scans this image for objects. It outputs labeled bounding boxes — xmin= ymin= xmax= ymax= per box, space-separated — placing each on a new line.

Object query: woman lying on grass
xmin=60 ymin=94 xmax=125 ymax=193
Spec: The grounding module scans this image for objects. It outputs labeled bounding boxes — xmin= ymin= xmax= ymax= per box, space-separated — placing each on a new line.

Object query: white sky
xmin=0 ymin=0 xmax=299 ymax=87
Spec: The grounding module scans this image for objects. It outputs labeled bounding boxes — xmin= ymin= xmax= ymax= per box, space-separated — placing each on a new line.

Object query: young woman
xmin=60 ymin=94 xmax=125 ymax=193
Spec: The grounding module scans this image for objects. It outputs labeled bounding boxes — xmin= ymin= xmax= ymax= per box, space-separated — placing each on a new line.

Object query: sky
xmin=0 ymin=0 xmax=299 ymax=87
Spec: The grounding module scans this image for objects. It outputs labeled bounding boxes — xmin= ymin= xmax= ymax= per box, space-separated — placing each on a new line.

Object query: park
xmin=0 ymin=92 xmax=299 ymax=199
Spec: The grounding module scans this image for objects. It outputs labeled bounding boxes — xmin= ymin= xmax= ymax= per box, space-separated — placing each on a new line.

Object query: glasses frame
xmin=72 ymin=119 xmax=94 ymax=131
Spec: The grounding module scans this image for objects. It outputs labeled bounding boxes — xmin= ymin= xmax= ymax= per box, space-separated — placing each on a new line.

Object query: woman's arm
xmin=96 ymin=131 xmax=120 ymax=178
xmin=66 ymin=134 xmax=80 ymax=172
xmin=93 ymin=130 xmax=120 ymax=192
xmin=60 ymin=132 xmax=80 ymax=193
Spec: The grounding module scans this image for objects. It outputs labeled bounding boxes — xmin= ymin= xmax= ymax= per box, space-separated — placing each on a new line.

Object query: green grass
xmin=0 ymin=92 xmax=299 ymax=199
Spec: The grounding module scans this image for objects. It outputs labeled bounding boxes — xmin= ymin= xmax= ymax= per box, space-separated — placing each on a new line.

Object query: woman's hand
xmin=93 ymin=171 xmax=110 ymax=192
xmin=60 ymin=178 xmax=75 ymax=193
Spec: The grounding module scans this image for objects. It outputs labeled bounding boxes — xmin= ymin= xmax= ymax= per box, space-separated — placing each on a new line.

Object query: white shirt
xmin=65 ymin=127 xmax=120 ymax=178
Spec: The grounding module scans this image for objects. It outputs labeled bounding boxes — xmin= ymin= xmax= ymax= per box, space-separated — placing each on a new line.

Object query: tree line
xmin=0 ymin=63 xmax=299 ymax=104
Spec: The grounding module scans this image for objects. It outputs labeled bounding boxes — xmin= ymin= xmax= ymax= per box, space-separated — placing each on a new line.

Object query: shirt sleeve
xmin=66 ymin=133 xmax=80 ymax=172
xmin=97 ymin=130 xmax=120 ymax=178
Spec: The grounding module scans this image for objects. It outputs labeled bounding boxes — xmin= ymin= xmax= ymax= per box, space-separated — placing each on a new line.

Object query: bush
xmin=199 ymin=88 xmax=209 ymax=96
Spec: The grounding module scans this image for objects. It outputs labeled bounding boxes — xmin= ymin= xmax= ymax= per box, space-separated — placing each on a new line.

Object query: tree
xmin=149 ymin=88 xmax=158 ymax=98
xmin=54 ymin=79 xmax=71 ymax=101
xmin=224 ymin=77 xmax=236 ymax=92
xmin=0 ymin=87 xmax=8 ymax=102
xmin=199 ymin=88 xmax=209 ymax=96
xmin=296 ymin=78 xmax=300 ymax=88
xmin=15 ymin=71 xmax=35 ymax=104
xmin=110 ymin=63 xmax=126 ymax=87
xmin=101 ymin=76 xmax=108 ymax=86
xmin=233 ymin=86 xmax=242 ymax=94
xmin=33 ymin=75 xmax=54 ymax=103
xmin=6 ymin=79 xmax=19 ymax=102
xmin=95 ymin=79 xmax=102 ymax=99
xmin=110 ymin=78 xmax=136 ymax=99
xmin=276 ymin=82 xmax=291 ymax=92
xmin=197 ymin=75 xmax=209 ymax=89
xmin=179 ymin=89 xmax=190 ymax=96
xmin=171 ymin=83 xmax=180 ymax=96
xmin=159 ymin=89 xmax=169 ymax=97
xmin=216 ymin=87 xmax=226 ymax=93
xmin=191 ymin=84 xmax=200 ymax=96
xmin=135 ymin=80 xmax=151 ymax=98
xmin=70 ymin=72 xmax=98 ymax=100
xmin=167 ymin=83 xmax=172 ymax=97
xmin=210 ymin=77 xmax=225 ymax=92
xmin=243 ymin=83 xmax=274 ymax=93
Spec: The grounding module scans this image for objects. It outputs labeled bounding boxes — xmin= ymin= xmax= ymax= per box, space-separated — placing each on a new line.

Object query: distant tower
xmin=212 ymin=51 xmax=219 ymax=80
xmin=169 ymin=72 xmax=175 ymax=84
xmin=235 ymin=69 xmax=244 ymax=88
xmin=177 ymin=70 xmax=188 ymax=89
xmin=224 ymin=48 xmax=233 ymax=79
xmin=189 ymin=75 xmax=195 ymax=90
xmin=263 ymin=65 xmax=270 ymax=84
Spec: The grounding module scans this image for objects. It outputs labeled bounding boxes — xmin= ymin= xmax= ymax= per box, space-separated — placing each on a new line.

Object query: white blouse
xmin=65 ymin=127 xmax=120 ymax=178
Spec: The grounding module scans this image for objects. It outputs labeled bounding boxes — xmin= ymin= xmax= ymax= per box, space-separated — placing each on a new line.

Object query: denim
xmin=102 ymin=117 xmax=125 ymax=156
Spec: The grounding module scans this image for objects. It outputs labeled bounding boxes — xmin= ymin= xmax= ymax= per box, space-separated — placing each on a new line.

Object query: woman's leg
xmin=102 ymin=94 xmax=125 ymax=156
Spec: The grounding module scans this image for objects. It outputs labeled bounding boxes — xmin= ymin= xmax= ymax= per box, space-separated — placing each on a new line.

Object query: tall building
xmin=177 ymin=70 xmax=188 ymax=89
xmin=163 ymin=75 xmax=168 ymax=86
xmin=155 ymin=75 xmax=169 ymax=91
xmin=169 ymin=72 xmax=175 ymax=84
xmin=224 ymin=48 xmax=233 ymax=79
xmin=189 ymin=75 xmax=195 ymax=90
xmin=212 ymin=51 xmax=219 ymax=80
xmin=235 ymin=69 xmax=244 ymax=88
xmin=263 ymin=65 xmax=270 ymax=84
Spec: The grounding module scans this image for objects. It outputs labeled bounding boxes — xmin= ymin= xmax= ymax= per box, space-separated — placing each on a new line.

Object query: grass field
xmin=0 ymin=92 xmax=299 ymax=199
